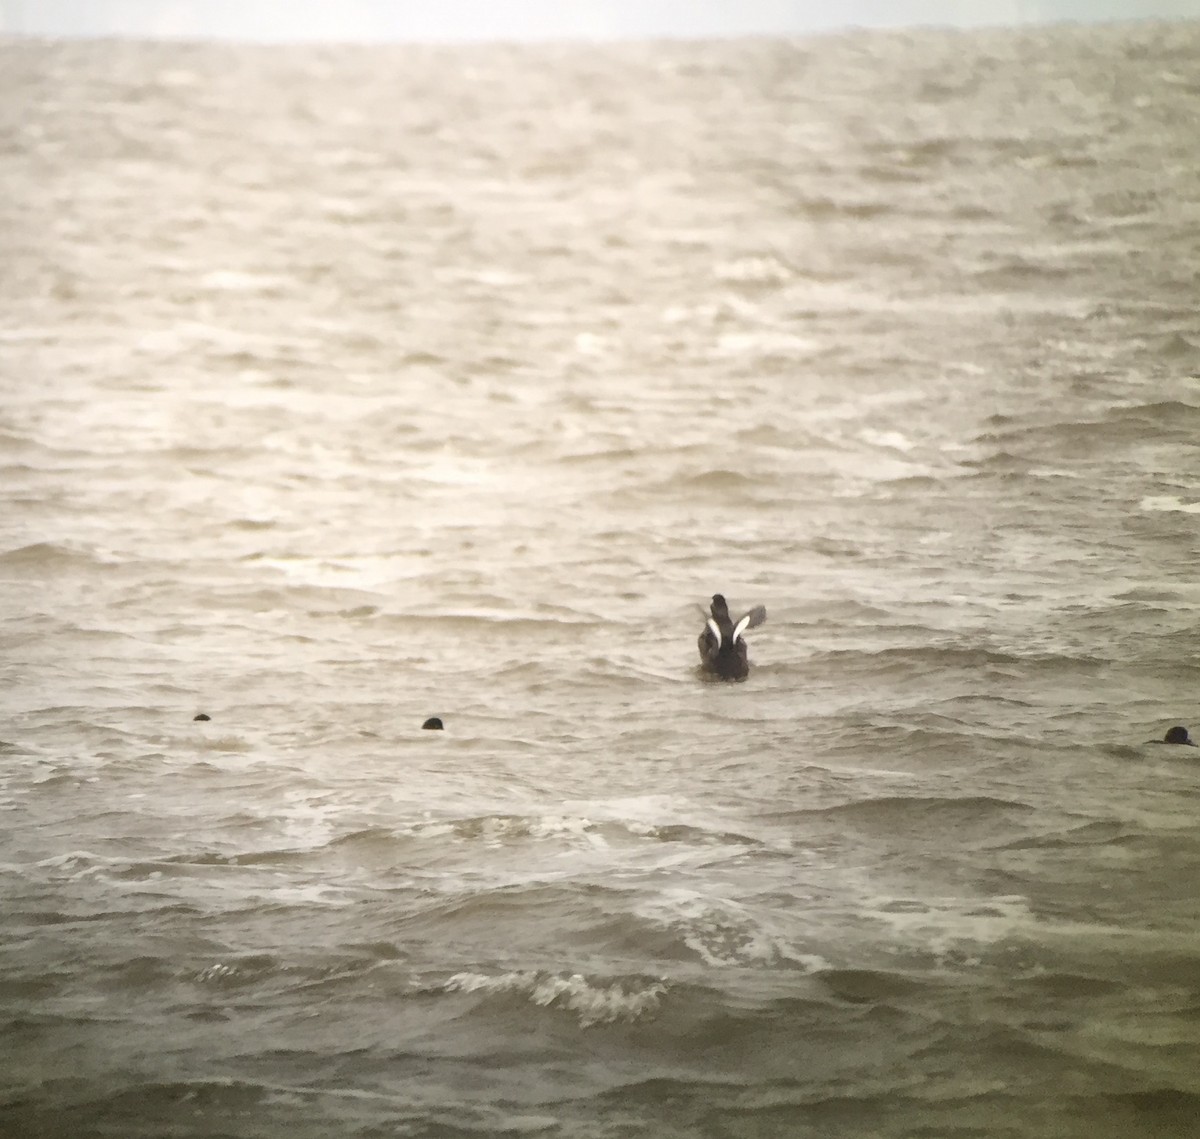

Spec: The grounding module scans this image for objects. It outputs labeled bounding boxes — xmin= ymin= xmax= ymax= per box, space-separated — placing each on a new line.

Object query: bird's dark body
xmin=697 ymin=593 xmax=765 ymax=681
xmin=1152 ymin=725 xmax=1196 ymax=746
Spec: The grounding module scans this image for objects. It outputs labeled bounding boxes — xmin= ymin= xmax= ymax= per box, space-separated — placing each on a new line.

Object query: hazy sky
xmin=2 ymin=0 xmax=1198 ymax=41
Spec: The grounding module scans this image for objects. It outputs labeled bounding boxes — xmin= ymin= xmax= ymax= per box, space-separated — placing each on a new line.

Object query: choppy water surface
xmin=3 ymin=21 xmax=1200 ymax=1138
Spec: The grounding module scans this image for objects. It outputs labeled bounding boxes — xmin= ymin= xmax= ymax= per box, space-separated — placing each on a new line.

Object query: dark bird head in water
xmin=1163 ymin=725 xmax=1195 ymax=746
xmin=193 ymin=713 xmax=211 ymax=722
xmin=422 ymin=717 xmax=444 ymax=731
xmin=697 ymin=593 xmax=767 ymax=681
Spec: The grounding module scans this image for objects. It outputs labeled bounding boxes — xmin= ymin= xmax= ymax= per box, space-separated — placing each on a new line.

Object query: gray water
xmin=2 ymin=21 xmax=1200 ymax=1139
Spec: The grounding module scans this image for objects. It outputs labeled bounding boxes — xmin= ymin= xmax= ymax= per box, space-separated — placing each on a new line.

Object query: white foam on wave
xmin=859 ymin=428 xmax=917 ymax=452
xmin=442 ymin=970 xmax=667 ymax=1028
xmin=1140 ymin=495 xmax=1200 ymax=513
xmin=572 ymin=331 xmax=608 ymax=356
xmin=192 ymin=734 xmax=255 ymax=754
xmin=196 ymin=962 xmax=238 ymax=983
xmin=199 ymin=269 xmax=287 ymax=294
xmin=716 ymin=330 xmax=819 ymax=357
xmin=524 ymin=814 xmax=610 ymax=849
xmin=409 ymin=457 xmax=496 ymax=487
xmin=405 ymin=803 xmax=760 ymax=856
xmin=271 ymin=791 xmax=342 ymax=851
xmin=863 ymin=892 xmax=1036 ymax=968
xmin=254 ymin=882 xmax=358 ymax=907
xmin=403 ymin=812 xmax=602 ymax=848
xmin=634 ymin=887 xmax=828 ymax=970
xmin=712 ymin=254 xmax=794 ymax=285
xmin=35 ymin=850 xmax=110 ymax=878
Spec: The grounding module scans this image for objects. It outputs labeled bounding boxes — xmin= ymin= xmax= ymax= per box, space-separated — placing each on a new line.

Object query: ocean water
xmin=2 ymin=20 xmax=1200 ymax=1139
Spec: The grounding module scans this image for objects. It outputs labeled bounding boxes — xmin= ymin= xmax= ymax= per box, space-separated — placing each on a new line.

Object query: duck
xmin=1150 ymin=725 xmax=1195 ymax=746
xmin=697 ymin=593 xmax=766 ymax=680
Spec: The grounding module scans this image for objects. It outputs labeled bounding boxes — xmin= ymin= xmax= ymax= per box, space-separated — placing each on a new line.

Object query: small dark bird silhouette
xmin=422 ymin=717 xmax=444 ymax=731
xmin=193 ymin=713 xmax=211 ymax=722
xmin=697 ymin=594 xmax=766 ymax=680
xmin=1152 ymin=725 xmax=1195 ymax=746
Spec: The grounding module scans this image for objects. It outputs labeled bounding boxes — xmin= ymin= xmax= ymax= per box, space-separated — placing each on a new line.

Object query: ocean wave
xmin=814 ymin=967 xmax=933 ymax=1004
xmin=792 ymin=793 xmax=1033 ymax=821
xmin=788 ymin=194 xmax=893 ymax=220
xmin=630 ymin=888 xmax=827 ymax=969
xmin=34 ymin=850 xmax=116 ymax=878
xmin=808 ymin=642 xmax=1106 ymax=676
xmin=1016 ymin=970 xmax=1124 ymax=999
xmin=36 ymin=1077 xmax=273 ymax=1121
xmin=439 ymin=969 xmax=668 ymax=1028
xmin=1139 ymin=494 xmax=1200 ymax=514
xmin=631 ymin=466 xmax=769 ymax=502
xmin=328 ymin=814 xmax=763 ymax=855
xmin=189 ymin=955 xmax=301 ymax=989
xmin=0 ymin=540 xmax=108 ymax=571
xmin=137 ymin=813 xmax=764 ymax=889
xmin=1158 ymin=331 xmax=1200 ymax=359
xmin=973 ymin=400 xmax=1200 ymax=460
xmin=970 ymin=254 xmax=1075 ymax=283
xmin=711 ymin=254 xmax=794 ymax=286
xmin=995 ymin=819 xmax=1142 ymax=850
xmin=1100 ymin=1089 xmax=1200 ymax=1132
xmin=1107 ymin=399 xmax=1200 ymax=427
xmin=189 ymin=733 xmax=255 ymax=754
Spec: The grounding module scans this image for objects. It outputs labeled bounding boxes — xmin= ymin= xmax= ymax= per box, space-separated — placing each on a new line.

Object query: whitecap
xmin=1140 ymin=495 xmax=1200 ymax=513
xmin=713 ymin=255 xmax=793 ymax=285
xmin=716 ymin=331 xmax=819 ymax=357
xmin=859 ymin=429 xmax=917 ymax=452
xmin=199 ymin=270 xmax=287 ymax=294
xmin=634 ymin=888 xmax=823 ymax=969
xmin=442 ymin=970 xmax=667 ymax=1028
